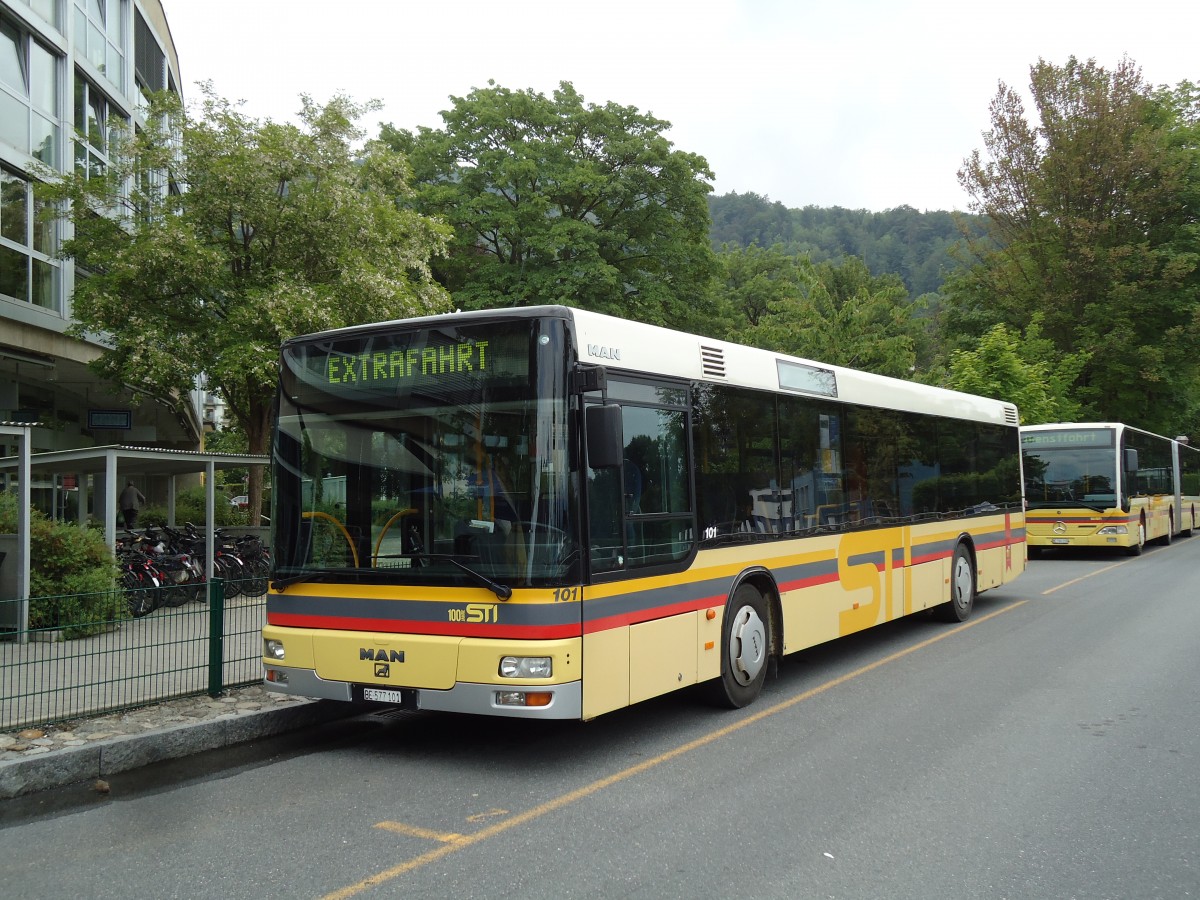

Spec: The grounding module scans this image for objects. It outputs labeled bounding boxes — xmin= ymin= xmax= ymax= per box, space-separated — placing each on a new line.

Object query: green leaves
xmin=946 ymin=323 xmax=1085 ymax=424
xmin=952 ymin=57 xmax=1200 ymax=434
xmin=729 ymin=252 xmax=923 ymax=380
xmin=39 ymin=85 xmax=452 ymax=462
xmin=385 ymin=80 xmax=719 ymax=330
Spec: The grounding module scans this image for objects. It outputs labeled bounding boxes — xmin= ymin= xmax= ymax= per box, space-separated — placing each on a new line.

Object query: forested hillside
xmin=708 ymin=192 xmax=979 ymax=297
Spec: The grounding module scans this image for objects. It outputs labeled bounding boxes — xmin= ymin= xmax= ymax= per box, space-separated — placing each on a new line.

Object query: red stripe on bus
xmin=267 ymin=613 xmax=580 ymax=640
xmin=582 ymin=594 xmax=725 ymax=634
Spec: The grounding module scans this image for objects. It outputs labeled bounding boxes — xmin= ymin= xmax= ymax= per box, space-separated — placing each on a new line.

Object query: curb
xmin=0 ymin=699 xmax=358 ymax=800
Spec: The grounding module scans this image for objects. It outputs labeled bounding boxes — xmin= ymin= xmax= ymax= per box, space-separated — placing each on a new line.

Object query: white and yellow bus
xmin=262 ymin=306 xmax=1026 ymax=719
xmin=1022 ymin=422 xmax=1200 ymax=556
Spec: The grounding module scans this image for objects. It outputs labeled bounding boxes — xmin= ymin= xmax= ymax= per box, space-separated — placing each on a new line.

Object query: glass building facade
xmin=0 ymin=0 xmax=199 ymax=458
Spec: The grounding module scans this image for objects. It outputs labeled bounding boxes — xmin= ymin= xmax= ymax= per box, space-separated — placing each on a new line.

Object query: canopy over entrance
xmin=0 ymin=444 xmax=268 ymax=641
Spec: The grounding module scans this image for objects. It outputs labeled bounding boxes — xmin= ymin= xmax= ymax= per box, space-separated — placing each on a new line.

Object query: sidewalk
xmin=0 ymin=684 xmax=358 ymax=799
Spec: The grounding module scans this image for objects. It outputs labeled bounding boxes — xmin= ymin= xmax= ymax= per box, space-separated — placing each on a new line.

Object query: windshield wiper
xmin=406 ymin=552 xmax=513 ymax=600
xmin=271 ymin=568 xmax=346 ymax=590
xmin=1028 ymin=499 xmax=1109 ymax=513
xmin=271 ymin=557 xmax=512 ymax=600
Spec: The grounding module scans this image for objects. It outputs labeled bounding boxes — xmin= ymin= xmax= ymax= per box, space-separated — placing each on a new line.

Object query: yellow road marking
xmin=1041 ymin=558 xmax=1135 ymax=596
xmin=465 ymin=808 xmax=509 ymax=823
xmin=373 ymin=822 xmax=461 ymax=843
xmin=323 ymin=601 xmax=1025 ymax=900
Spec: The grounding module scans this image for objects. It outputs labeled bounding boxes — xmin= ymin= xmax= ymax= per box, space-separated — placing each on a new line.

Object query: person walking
xmin=119 ymin=479 xmax=146 ymax=529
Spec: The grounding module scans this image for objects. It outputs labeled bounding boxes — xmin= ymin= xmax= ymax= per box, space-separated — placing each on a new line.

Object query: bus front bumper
xmin=263 ymin=664 xmax=583 ymax=719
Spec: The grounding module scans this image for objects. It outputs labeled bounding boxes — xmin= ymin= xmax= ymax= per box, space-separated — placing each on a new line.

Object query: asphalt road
xmin=2 ymin=538 xmax=1198 ymax=899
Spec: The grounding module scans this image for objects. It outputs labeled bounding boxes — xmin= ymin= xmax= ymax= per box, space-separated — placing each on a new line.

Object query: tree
xmin=952 ymin=56 xmax=1200 ymax=435
xmin=39 ymin=86 xmax=451 ymax=514
xmin=382 ymin=81 xmax=720 ymax=331
xmin=944 ymin=323 xmax=1085 ymax=424
xmin=717 ymin=242 xmax=814 ymax=328
xmin=747 ymin=256 xmax=923 ymax=379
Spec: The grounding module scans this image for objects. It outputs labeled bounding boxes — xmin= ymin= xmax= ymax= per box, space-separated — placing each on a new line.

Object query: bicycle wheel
xmin=216 ymin=555 xmax=245 ymax=598
xmin=243 ymin=557 xmax=269 ymax=597
xmin=123 ymin=569 xmax=158 ymax=618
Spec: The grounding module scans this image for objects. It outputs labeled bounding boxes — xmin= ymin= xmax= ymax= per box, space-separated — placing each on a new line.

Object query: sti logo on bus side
xmin=448 ymin=603 xmax=499 ymax=623
xmin=587 ymin=344 xmax=621 ymax=361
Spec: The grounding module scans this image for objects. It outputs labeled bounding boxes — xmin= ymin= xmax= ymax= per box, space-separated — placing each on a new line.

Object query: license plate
xmin=362 ymin=687 xmax=409 ymax=704
xmin=1051 ymin=538 xmax=1069 ymax=545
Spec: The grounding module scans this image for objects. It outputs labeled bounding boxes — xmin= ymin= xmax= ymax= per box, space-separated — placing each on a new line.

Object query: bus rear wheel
xmin=707 ymin=584 xmax=770 ymax=709
xmin=936 ymin=543 xmax=976 ymax=622
xmin=1160 ymin=510 xmax=1173 ymax=546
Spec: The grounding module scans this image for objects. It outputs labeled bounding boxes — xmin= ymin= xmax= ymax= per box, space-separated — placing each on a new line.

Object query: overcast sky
xmin=160 ymin=0 xmax=1198 ymax=213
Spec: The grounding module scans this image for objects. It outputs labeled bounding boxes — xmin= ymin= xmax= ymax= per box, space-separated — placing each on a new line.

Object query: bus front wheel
xmin=937 ymin=543 xmax=976 ymax=622
xmin=707 ymin=584 xmax=770 ymax=709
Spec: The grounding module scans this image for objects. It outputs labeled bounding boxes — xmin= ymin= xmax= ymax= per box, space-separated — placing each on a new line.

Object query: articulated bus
xmin=1021 ymin=422 xmax=1200 ymax=556
xmin=262 ymin=306 xmax=1026 ymax=720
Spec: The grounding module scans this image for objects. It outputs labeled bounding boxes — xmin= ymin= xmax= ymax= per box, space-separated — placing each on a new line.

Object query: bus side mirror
xmin=586 ymin=405 xmax=623 ymax=469
xmin=1124 ymin=448 xmax=1139 ymax=472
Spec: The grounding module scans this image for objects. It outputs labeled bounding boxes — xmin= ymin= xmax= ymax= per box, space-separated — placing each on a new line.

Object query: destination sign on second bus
xmin=1021 ymin=429 xmax=1114 ymax=450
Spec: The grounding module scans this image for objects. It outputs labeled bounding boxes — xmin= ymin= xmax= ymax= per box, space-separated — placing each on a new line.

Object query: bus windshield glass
xmin=271 ymin=317 xmax=576 ymax=589
xmin=1022 ymin=427 xmax=1118 ymax=509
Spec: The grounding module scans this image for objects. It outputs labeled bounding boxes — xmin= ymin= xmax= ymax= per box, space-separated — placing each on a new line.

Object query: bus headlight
xmin=1096 ymin=525 xmax=1128 ymax=535
xmin=265 ymin=639 xmax=286 ymax=660
xmin=499 ymin=656 xmax=552 ymax=678
xmin=496 ymin=691 xmax=553 ymax=707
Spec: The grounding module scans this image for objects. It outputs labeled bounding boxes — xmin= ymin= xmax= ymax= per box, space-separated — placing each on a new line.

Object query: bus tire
xmin=707 ymin=583 xmax=770 ymax=709
xmin=1161 ymin=510 xmax=1173 ymax=545
xmin=936 ymin=542 xmax=976 ymax=622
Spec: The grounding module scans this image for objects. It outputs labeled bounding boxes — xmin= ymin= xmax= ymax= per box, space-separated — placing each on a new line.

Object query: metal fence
xmin=0 ymin=578 xmax=265 ymax=731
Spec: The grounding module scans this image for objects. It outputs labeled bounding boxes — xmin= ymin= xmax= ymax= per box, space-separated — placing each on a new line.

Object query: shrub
xmin=139 ymin=486 xmax=248 ymax=529
xmin=0 ymin=492 xmax=124 ymax=637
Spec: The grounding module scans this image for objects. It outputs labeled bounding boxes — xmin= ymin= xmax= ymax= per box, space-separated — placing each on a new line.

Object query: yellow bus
xmin=262 ymin=306 xmax=1026 ymax=719
xmin=1022 ymin=422 xmax=1200 ymax=556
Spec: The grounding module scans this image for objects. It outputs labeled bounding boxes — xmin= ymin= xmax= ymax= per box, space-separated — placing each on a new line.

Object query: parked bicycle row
xmin=116 ymin=523 xmax=270 ymax=617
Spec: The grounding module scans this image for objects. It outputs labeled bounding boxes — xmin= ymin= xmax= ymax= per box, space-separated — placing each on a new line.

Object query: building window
xmin=133 ymin=7 xmax=163 ymax=113
xmin=0 ymin=167 xmax=59 ymax=311
xmin=13 ymin=0 xmax=60 ymax=28
xmin=0 ymin=15 xmax=60 ymax=166
xmin=74 ymin=74 xmax=125 ymax=179
xmin=74 ymin=0 xmax=124 ymax=89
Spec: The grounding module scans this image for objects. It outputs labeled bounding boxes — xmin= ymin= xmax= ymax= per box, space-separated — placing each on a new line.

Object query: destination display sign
xmin=324 ymin=339 xmax=492 ymax=386
xmin=1021 ymin=428 xmax=1114 ymax=450
xmin=284 ymin=322 xmax=533 ymax=406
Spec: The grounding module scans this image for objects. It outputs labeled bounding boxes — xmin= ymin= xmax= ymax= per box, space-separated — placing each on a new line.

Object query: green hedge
xmin=0 ymin=492 xmax=124 ymax=637
xmin=138 ymin=486 xmax=252 ymax=529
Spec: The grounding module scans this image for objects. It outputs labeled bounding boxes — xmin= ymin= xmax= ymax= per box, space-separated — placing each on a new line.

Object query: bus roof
xmin=285 ymin=305 xmax=1020 ymax=427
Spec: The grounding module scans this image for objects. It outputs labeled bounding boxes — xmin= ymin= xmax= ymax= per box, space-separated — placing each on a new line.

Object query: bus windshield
xmin=1022 ymin=428 xmax=1119 ymax=510
xmin=270 ymin=317 xmax=577 ymax=589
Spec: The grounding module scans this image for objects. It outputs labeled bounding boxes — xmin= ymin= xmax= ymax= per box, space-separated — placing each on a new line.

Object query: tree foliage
xmin=383 ymin=81 xmax=720 ymax=330
xmin=952 ymin=57 xmax=1200 ymax=435
xmin=945 ymin=323 xmax=1085 ymax=424
xmin=39 ymin=86 xmax=452 ymax=511
xmin=738 ymin=255 xmax=924 ymax=379
xmin=717 ymin=242 xmax=815 ymax=328
xmin=709 ymin=193 xmax=978 ymax=298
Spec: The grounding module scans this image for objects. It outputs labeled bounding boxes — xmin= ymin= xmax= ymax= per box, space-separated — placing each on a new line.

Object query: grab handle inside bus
xmin=586 ymin=404 xmax=623 ymax=469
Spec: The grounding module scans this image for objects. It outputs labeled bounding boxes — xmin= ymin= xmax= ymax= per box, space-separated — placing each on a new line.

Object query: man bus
xmin=262 ymin=306 xmax=1026 ymax=719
